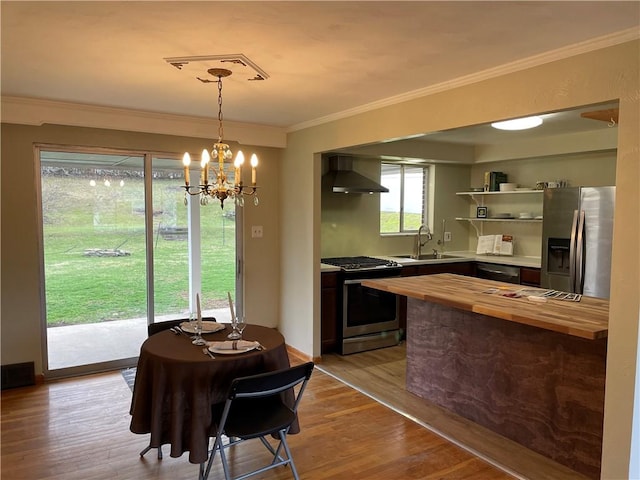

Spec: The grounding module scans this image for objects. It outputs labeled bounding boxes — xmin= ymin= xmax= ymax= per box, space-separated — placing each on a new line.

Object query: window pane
xmin=41 ymin=151 xmax=147 ymax=369
xmin=380 ymin=164 xmax=401 ymax=233
xmin=402 ymin=166 xmax=424 ymax=231
xmin=151 ymin=157 xmax=236 ymax=319
xmin=152 ymin=157 xmax=190 ymax=318
xmin=200 ymin=199 xmax=236 ymax=313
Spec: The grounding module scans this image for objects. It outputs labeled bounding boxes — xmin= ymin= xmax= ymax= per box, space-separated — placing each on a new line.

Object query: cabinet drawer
xmin=401 ymin=266 xmax=419 ymax=277
xmin=321 ymin=271 xmax=338 ymax=288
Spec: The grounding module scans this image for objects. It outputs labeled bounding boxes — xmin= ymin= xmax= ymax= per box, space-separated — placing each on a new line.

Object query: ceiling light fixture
xmin=491 ymin=116 xmax=543 ymax=131
xmin=182 ymin=68 xmax=258 ymax=209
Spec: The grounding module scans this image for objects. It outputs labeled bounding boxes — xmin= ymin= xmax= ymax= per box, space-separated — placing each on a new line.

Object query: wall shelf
xmin=455 ymin=217 xmax=542 ymax=222
xmin=457 ymin=189 xmax=543 ymax=233
xmin=456 ymin=190 xmax=543 ymax=196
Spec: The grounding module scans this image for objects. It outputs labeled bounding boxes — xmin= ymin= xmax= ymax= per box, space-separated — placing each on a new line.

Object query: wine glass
xmin=192 ymin=321 xmax=206 ymax=346
xmin=236 ymin=316 xmax=246 ymax=339
xmin=187 ymin=311 xmax=198 ymax=340
xmin=191 ymin=312 xmax=206 ymax=346
xmin=227 ymin=316 xmax=241 ymax=339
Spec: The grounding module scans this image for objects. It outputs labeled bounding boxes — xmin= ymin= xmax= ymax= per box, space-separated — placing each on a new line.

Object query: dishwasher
xmin=475 ymin=262 xmax=520 ymax=284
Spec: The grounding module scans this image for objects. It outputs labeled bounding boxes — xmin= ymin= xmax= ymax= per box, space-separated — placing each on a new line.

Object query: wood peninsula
xmin=362 ymin=273 xmax=608 ymax=480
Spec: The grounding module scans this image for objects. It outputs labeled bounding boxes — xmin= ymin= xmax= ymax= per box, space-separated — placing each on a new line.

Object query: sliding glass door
xmin=38 ymin=148 xmax=236 ymax=377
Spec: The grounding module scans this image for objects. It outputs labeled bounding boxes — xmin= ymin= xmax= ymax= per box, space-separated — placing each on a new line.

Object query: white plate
xmin=180 ymin=321 xmax=225 ymax=334
xmin=208 ymin=345 xmax=257 ymax=355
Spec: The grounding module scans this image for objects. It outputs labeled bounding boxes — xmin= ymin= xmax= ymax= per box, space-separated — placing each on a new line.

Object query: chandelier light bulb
xmin=104 ymin=179 xmax=111 ymax=187
xmin=119 ymin=180 xmax=125 ymax=187
xmin=201 ymin=149 xmax=210 ymax=184
xmin=250 ymin=154 xmax=258 ymax=185
xmin=200 ymin=149 xmax=210 ymax=167
xmin=234 ymin=151 xmax=245 ymax=185
xmin=89 ymin=179 xmax=96 ymax=187
xmin=182 ymin=152 xmax=191 ymax=185
xmin=234 ymin=151 xmax=245 ymax=168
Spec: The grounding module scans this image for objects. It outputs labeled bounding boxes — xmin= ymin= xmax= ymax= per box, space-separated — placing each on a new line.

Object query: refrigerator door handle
xmin=575 ymin=210 xmax=586 ymax=294
xmin=568 ymin=209 xmax=579 ymax=293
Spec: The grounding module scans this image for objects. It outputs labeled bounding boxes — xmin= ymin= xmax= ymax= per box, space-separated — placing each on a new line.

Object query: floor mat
xmin=121 ymin=367 xmax=136 ymax=392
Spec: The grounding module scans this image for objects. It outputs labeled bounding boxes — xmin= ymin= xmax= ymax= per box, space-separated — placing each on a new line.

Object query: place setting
xmin=190 ymin=292 xmax=266 ymax=357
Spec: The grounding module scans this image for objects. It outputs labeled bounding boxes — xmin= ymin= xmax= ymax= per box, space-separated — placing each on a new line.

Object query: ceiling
xmin=1 ymin=1 xmax=639 ymax=144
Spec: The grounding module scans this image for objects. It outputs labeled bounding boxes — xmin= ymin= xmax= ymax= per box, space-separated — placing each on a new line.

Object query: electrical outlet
xmin=251 ymin=225 xmax=263 ymax=238
xmin=444 ymin=231 xmax=452 ymax=242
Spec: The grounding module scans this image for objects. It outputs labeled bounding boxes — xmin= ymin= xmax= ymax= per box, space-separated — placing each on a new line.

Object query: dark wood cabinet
xmin=520 ymin=267 xmax=541 ymax=287
xmin=321 ymin=271 xmax=339 ymax=353
xmin=416 ymin=261 xmax=474 ymax=276
xmin=399 ymin=261 xmax=474 ymax=278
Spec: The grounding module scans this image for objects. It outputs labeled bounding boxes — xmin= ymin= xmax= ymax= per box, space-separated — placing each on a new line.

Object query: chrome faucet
xmin=436 ymin=218 xmax=446 ymax=256
xmin=413 ymin=225 xmax=433 ymax=259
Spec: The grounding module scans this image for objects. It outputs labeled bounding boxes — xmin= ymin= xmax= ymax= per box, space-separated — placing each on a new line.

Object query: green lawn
xmin=42 ymin=172 xmax=236 ymax=326
xmin=380 ymin=211 xmax=423 ymax=233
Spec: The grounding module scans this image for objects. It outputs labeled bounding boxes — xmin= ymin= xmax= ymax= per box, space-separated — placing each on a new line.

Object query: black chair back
xmin=147 ymin=319 xmax=184 ymax=337
xmin=201 ymin=361 xmax=314 ymax=480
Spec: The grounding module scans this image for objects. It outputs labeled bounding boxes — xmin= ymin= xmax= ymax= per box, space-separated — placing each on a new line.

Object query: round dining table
xmin=129 ymin=323 xmax=293 ymax=464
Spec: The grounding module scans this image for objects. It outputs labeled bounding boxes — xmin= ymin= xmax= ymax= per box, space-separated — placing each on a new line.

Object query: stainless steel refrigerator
xmin=541 ymin=186 xmax=615 ymax=299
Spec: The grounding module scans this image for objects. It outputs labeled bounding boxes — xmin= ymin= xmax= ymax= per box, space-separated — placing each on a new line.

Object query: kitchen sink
xmin=395 ymin=253 xmax=462 ymax=260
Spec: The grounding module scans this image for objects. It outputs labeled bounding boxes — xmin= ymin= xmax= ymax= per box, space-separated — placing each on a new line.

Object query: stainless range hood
xmin=324 ymin=156 xmax=388 ymax=194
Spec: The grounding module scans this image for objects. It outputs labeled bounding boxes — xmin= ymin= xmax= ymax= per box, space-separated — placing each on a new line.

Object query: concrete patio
xmin=47 ymin=308 xmax=231 ymax=370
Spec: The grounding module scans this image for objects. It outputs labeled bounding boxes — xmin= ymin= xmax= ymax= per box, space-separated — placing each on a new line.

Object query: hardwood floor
xmin=1 ymin=360 xmax=515 ymax=480
xmin=317 ymin=344 xmax=590 ymax=480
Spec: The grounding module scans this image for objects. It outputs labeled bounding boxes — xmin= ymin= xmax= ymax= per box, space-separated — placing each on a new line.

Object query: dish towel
xmin=207 ymin=340 xmax=263 ymax=351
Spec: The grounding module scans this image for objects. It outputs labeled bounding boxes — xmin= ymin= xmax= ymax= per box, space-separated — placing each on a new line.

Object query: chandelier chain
xmin=217 ymin=76 xmax=224 ymax=143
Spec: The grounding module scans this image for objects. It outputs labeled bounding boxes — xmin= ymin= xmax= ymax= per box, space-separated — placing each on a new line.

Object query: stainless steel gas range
xmin=321 ymin=256 xmax=402 ymax=355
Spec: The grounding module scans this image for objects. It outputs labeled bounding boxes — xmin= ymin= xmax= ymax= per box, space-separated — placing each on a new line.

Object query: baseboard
xmin=285 ymin=344 xmax=314 ymax=364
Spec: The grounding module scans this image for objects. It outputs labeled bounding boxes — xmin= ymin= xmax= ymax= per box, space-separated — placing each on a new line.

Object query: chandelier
xmin=182 ymin=68 xmax=258 ymax=209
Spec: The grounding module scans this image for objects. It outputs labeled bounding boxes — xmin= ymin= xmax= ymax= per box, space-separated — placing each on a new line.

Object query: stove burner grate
xmin=321 ymin=256 xmax=400 ymax=270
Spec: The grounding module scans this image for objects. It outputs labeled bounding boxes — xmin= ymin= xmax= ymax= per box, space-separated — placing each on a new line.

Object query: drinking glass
xmin=187 ymin=311 xmax=197 ymax=339
xmin=191 ymin=313 xmax=206 ymax=346
xmin=227 ymin=316 xmax=241 ymax=340
xmin=236 ymin=316 xmax=247 ymax=339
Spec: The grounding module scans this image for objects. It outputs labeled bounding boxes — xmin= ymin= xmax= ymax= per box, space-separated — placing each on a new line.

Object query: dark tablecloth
xmin=129 ymin=323 xmax=291 ymax=464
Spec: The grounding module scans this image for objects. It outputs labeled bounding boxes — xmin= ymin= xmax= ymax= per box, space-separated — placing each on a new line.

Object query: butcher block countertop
xmin=362 ymin=273 xmax=609 ymax=340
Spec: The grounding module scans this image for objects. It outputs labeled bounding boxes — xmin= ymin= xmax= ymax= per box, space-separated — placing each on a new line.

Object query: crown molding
xmin=288 ymin=28 xmax=640 ymax=132
xmin=0 ymin=96 xmax=287 ymax=149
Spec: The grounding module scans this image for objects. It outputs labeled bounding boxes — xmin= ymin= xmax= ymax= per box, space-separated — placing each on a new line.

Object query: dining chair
xmin=146 ymin=318 xmax=185 ymax=337
xmin=139 ymin=316 xmax=216 ymax=459
xmin=199 ymin=361 xmax=315 ymax=480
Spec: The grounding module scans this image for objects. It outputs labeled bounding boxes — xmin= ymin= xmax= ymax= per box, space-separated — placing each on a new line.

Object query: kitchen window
xmin=380 ymin=163 xmax=429 ymax=234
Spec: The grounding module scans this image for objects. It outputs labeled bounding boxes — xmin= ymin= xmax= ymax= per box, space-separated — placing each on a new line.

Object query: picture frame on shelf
xmin=476 ymin=206 xmax=488 ymax=218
